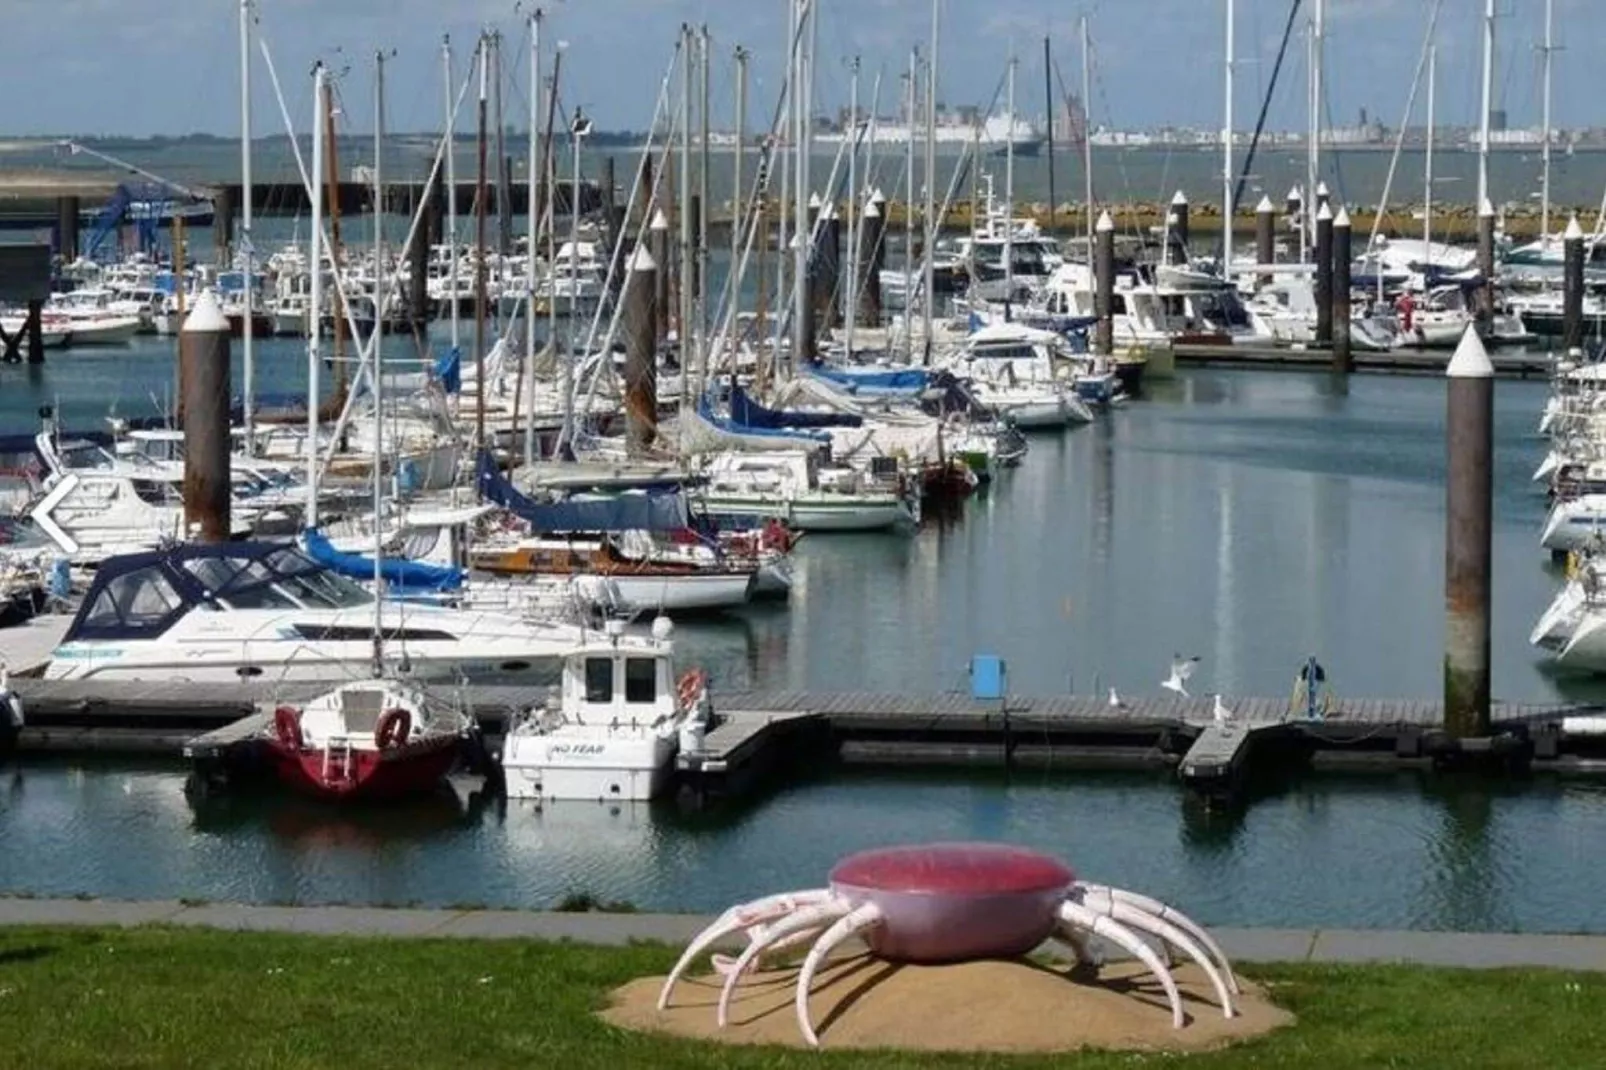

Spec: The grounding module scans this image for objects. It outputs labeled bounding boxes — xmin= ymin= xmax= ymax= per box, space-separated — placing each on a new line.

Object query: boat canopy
xmin=300 ymin=528 xmax=464 ymax=593
xmin=476 ymin=452 xmax=689 ymax=532
xmin=60 ymin=541 xmax=372 ymax=644
xmin=728 ymin=385 xmax=863 ymax=430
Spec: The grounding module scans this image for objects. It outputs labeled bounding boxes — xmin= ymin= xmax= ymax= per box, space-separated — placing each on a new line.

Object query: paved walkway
xmin=1 ymin=898 xmax=1604 ymax=970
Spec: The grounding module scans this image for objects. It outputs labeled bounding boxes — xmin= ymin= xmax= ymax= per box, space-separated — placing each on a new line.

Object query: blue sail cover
xmin=301 ymin=528 xmax=464 ymax=593
xmin=803 ymin=362 xmax=930 ymax=398
xmin=433 ymin=346 xmax=462 ymax=394
xmin=476 ymin=451 xmax=689 ymax=531
xmin=695 ymin=393 xmax=831 ymax=445
xmin=729 ymin=385 xmax=862 ymax=430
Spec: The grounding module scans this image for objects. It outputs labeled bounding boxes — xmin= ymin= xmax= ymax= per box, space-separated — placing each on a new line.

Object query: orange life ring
xmin=676 ymin=669 xmax=707 ymax=709
xmin=273 ymin=705 xmax=304 ymax=750
xmin=376 ymin=707 xmax=412 ymax=750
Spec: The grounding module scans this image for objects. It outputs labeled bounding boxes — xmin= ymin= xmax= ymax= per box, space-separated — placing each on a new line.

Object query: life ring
xmin=273 ymin=705 xmax=304 ymax=750
xmin=376 ymin=707 xmax=412 ymax=750
xmin=676 ymin=669 xmax=707 ymax=709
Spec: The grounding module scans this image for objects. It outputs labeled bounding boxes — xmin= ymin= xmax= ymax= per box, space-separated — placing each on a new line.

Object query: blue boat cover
xmin=433 ymin=346 xmax=462 ymax=394
xmin=301 ymin=528 xmax=463 ymax=592
xmin=695 ymin=393 xmax=832 ymax=444
xmin=729 ymin=385 xmax=862 ymax=429
xmin=476 ymin=451 xmax=689 ymax=531
xmin=803 ymin=362 xmax=929 ymax=397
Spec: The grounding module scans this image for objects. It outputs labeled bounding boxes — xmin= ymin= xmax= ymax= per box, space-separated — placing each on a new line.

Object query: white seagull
xmin=1108 ymin=686 xmax=1125 ymax=709
xmin=1161 ymin=654 xmax=1200 ymax=698
xmin=1213 ymin=694 xmax=1234 ymax=724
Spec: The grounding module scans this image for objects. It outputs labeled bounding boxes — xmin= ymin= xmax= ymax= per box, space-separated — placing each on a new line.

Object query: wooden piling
xmin=1255 ymin=195 xmax=1275 ymax=286
xmin=1563 ymin=214 xmax=1584 ymax=354
xmin=1332 ymin=205 xmax=1353 ymax=374
xmin=212 ymin=187 xmax=234 ymax=266
xmin=55 ymin=197 xmax=80 ymax=263
xmin=1170 ymin=189 xmax=1189 ymax=257
xmin=24 ymin=300 xmax=44 ymax=365
xmin=863 ymin=189 xmax=886 ymax=327
xmin=623 ymin=244 xmax=658 ymax=456
xmin=1314 ymin=202 xmax=1333 ymax=346
xmin=818 ymin=205 xmax=841 ymax=332
xmin=1444 ymin=327 xmax=1494 ymax=739
xmin=180 ymin=291 xmax=233 ymax=542
xmin=649 ymin=209 xmax=670 ymax=345
xmin=1094 ymin=209 xmax=1115 ymax=357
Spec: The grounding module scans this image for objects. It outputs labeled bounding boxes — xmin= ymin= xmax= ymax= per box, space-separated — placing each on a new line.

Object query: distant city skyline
xmin=1 ymin=1 xmax=1600 ymax=141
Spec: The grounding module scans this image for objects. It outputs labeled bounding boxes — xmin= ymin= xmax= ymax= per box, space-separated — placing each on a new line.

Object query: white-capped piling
xmin=1444 ymin=326 xmax=1495 ymax=739
xmin=1094 ymin=210 xmax=1115 ymax=357
xmin=623 ymin=244 xmax=659 ymax=456
xmin=1332 ymin=205 xmax=1352 ymax=374
xmin=180 ymin=290 xmax=233 ymax=543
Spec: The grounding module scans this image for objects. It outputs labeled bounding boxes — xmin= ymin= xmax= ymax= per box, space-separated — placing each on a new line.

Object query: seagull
xmin=1108 ymin=686 xmax=1125 ymax=709
xmin=1161 ymin=654 xmax=1199 ymax=698
xmin=1213 ymin=694 xmax=1234 ymax=724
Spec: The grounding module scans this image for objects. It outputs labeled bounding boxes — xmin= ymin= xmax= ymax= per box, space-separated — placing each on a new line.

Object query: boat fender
xmin=273 ymin=705 xmax=304 ymax=750
xmin=376 ymin=708 xmax=412 ymax=750
xmin=676 ymin=669 xmax=708 ymax=710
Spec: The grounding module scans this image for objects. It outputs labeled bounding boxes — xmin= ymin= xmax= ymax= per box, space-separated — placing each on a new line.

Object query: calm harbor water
xmin=5 ymin=363 xmax=1606 ymax=931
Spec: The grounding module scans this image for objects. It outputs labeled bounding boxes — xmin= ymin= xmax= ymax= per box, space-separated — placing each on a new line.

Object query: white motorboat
xmin=42 ymin=540 xmax=614 ymax=683
xmin=698 ymin=451 xmax=918 ymax=533
xmin=45 ymin=289 xmax=143 ymax=345
xmin=1540 ymin=494 xmax=1606 ymax=554
xmin=499 ymin=616 xmax=708 ymax=802
xmin=948 ymin=322 xmax=1094 ymax=428
xmin=469 ymin=533 xmax=758 ymax=614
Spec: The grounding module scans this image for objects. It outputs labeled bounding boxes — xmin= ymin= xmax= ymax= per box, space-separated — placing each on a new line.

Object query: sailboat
xmin=261 ymin=57 xmax=472 ymax=803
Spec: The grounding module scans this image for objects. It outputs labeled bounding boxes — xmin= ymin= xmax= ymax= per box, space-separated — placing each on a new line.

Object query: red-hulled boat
xmin=261 ymin=678 xmax=468 ymax=801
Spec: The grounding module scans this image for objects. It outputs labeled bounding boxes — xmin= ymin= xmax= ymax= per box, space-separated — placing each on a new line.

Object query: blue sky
xmin=5 ymin=0 xmax=1600 ymax=137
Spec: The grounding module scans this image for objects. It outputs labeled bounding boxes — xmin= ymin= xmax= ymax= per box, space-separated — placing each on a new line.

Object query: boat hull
xmin=264 ymin=736 xmax=462 ymax=801
xmin=501 ymin=732 xmax=675 ymax=802
xmin=573 ymin=570 xmax=755 ymax=613
xmin=702 ymin=497 xmax=916 ymax=533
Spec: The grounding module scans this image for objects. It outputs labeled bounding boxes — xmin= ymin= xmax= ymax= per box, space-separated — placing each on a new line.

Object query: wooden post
xmin=1169 ymin=190 xmax=1189 ymax=257
xmin=649 ymin=209 xmax=670 ymax=345
xmin=1476 ymin=197 xmax=1496 ymax=333
xmin=56 ymin=197 xmax=80 ymax=263
xmin=180 ymin=290 xmax=233 ymax=542
xmin=1562 ymin=213 xmax=1584 ymax=354
xmin=1314 ymin=202 xmax=1333 ymax=346
xmin=1444 ymin=326 xmax=1494 ymax=739
xmin=623 ymin=245 xmax=659 ymax=455
xmin=212 ymin=187 xmax=234 ymax=266
xmin=1332 ymin=205 xmax=1352 ymax=374
xmin=1255 ymin=195 xmax=1275 ymax=286
xmin=1094 ymin=209 xmax=1115 ymax=357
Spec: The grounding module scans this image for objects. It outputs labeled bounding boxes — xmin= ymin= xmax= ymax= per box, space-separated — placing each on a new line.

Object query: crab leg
xmin=1076 ymin=883 xmax=1237 ymax=994
xmin=657 ymin=888 xmax=830 ymax=1010
xmin=795 ymin=902 xmax=884 ymax=1047
xmin=717 ymin=900 xmax=851 ymax=1027
xmin=1076 ymin=890 xmax=1236 ymax=1017
xmin=1057 ymin=900 xmax=1185 ymax=1029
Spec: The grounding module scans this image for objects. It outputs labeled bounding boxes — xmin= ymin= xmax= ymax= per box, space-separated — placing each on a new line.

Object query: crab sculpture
xmin=659 ymin=842 xmax=1238 ymax=1047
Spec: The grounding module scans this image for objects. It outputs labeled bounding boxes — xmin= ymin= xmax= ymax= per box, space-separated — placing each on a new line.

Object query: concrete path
xmin=1 ymin=897 xmax=1604 ymax=970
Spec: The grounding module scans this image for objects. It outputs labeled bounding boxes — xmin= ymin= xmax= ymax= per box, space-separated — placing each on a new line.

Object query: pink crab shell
xmin=827 ymin=842 xmax=1075 ymax=963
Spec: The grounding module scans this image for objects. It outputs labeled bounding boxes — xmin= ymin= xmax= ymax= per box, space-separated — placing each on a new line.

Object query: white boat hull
xmin=501 ymin=730 xmax=675 ymax=801
xmin=1540 ymin=496 xmax=1606 ymax=553
xmin=573 ymin=571 xmax=755 ymax=613
xmin=702 ymin=495 xmax=915 ymax=533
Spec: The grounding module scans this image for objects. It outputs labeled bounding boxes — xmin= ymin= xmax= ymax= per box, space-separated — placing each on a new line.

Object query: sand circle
xmin=605 ymin=954 xmax=1294 ymax=1054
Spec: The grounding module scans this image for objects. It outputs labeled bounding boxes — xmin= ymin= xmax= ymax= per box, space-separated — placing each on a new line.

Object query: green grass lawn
xmin=0 ymin=925 xmax=1601 ymax=1069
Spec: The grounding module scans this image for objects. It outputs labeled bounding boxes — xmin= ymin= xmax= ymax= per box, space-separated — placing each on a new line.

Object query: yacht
xmin=697 ymin=450 xmax=919 ymax=532
xmin=499 ymin=616 xmax=708 ymax=802
xmin=42 ymin=541 xmax=610 ymax=683
xmin=947 ymin=323 xmax=1094 ymax=428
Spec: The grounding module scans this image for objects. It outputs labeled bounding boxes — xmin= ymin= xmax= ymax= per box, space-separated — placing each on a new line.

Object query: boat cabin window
xmin=73 ymin=564 xmax=187 ymax=639
xmin=624 ymin=658 xmax=657 ymax=704
xmin=584 ymin=657 xmax=614 ymax=703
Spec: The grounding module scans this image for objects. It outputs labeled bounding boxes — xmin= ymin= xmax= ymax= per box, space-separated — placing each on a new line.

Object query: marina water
xmin=7 ymin=359 xmax=1606 ymax=933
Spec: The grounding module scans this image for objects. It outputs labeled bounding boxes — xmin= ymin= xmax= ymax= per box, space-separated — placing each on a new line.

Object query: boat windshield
xmin=183 ymin=548 xmax=373 ymax=610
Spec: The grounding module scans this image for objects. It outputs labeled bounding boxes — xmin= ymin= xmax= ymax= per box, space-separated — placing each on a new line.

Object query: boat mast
xmin=443 ymin=36 xmax=460 ymax=353
xmin=679 ymin=22 xmax=694 ymax=403
xmin=239 ymin=0 xmax=255 ymax=453
xmin=1003 ymin=52 xmax=1015 ymax=322
xmin=902 ymin=46 xmax=915 ymax=366
xmin=1222 ymin=0 xmax=1234 ymax=270
xmin=372 ymin=47 xmax=387 ymax=677
xmin=565 ymin=70 xmax=589 ymax=454
xmin=1306 ymin=0 xmax=1323 ymax=259
xmin=307 ymin=63 xmax=325 ymax=530
xmin=733 ymin=44 xmax=747 ymax=272
xmin=474 ymin=32 xmax=489 ymax=454
xmin=698 ymin=24 xmax=711 ymax=391
xmin=1476 ymin=0 xmax=1493 ymax=214
xmin=1081 ymin=16 xmax=1093 ymax=267
xmin=791 ymin=0 xmax=812 ymax=376
xmin=844 ymin=54 xmax=859 ymax=356
xmin=1423 ymin=44 xmax=1434 ymax=281
xmin=1043 ymin=36 xmax=1055 ymax=237
xmin=524 ymin=7 xmax=541 ymax=467
xmin=921 ymin=0 xmax=938 ymax=362
xmin=769 ymin=8 xmax=790 ymax=385
xmin=1540 ymin=0 xmax=1553 ymax=247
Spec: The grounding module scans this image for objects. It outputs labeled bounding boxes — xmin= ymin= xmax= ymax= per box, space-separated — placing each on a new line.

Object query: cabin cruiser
xmin=42 ymin=541 xmax=610 ymax=682
xmin=499 ymin=616 xmax=708 ymax=802
xmin=697 ymin=450 xmax=919 ymax=532
xmin=946 ymin=323 xmax=1094 ymax=428
xmin=44 ymin=289 xmax=143 ymax=345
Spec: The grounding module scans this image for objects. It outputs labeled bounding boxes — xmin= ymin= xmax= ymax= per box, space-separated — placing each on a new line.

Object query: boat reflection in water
xmin=188 ymin=776 xmax=496 ymax=849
